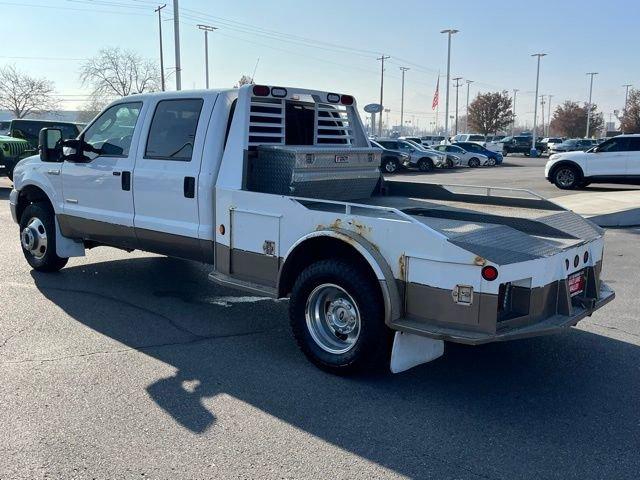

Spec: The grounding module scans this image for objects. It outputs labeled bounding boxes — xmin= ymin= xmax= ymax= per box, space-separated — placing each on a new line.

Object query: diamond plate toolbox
xmin=248 ymin=146 xmax=381 ymax=201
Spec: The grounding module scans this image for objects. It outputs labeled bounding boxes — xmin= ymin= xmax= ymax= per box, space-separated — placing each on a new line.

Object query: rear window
xmin=145 ymin=99 xmax=203 ymax=161
xmin=469 ymin=134 xmax=485 ymax=142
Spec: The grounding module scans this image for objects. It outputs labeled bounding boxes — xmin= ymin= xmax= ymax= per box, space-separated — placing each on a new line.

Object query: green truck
xmin=0 ymin=134 xmax=30 ymax=181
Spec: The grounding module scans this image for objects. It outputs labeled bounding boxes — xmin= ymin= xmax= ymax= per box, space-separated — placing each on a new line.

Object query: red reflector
xmin=481 ymin=266 xmax=499 ymax=281
xmin=340 ymin=95 xmax=354 ymax=105
xmin=252 ymin=85 xmax=270 ymax=96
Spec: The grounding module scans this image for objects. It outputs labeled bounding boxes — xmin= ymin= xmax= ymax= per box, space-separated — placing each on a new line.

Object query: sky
xmin=2 ymin=0 xmax=639 ymax=130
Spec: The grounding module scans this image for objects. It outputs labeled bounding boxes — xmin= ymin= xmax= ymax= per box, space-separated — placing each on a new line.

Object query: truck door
xmin=132 ymin=96 xmax=214 ymax=261
xmin=59 ymin=102 xmax=144 ymax=249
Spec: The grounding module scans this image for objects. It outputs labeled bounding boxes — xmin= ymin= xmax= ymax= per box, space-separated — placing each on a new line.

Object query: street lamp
xmin=531 ymin=53 xmax=547 ymax=156
xmin=452 ymin=77 xmax=463 ymax=135
xmin=197 ymin=24 xmax=218 ymax=89
xmin=399 ymin=67 xmax=409 ymax=136
xmin=511 ymin=89 xmax=519 ymax=137
xmin=465 ymin=79 xmax=473 ymax=133
xmin=440 ymin=29 xmax=459 ymax=141
xmin=585 ymin=72 xmax=598 ymax=138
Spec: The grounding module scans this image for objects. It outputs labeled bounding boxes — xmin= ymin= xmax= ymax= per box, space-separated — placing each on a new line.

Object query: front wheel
xmin=417 ymin=158 xmax=434 ymax=172
xmin=486 ymin=158 xmax=496 ymax=167
xmin=381 ymin=157 xmax=399 ymax=174
xmin=289 ymin=259 xmax=390 ymax=374
xmin=552 ymin=165 xmax=581 ymax=190
xmin=19 ymin=203 xmax=68 ymax=272
xmin=468 ymin=157 xmax=481 ymax=168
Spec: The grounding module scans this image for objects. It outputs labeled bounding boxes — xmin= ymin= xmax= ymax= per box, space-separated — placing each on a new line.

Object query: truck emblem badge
xmin=335 ymin=155 xmax=349 ymax=163
xmin=263 ymin=240 xmax=276 ymax=256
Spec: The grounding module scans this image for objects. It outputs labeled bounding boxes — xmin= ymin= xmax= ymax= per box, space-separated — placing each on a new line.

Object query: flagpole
xmin=435 ymin=72 xmax=440 ymax=133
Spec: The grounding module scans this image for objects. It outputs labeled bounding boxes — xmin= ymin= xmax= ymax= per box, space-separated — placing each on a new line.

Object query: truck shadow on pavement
xmin=31 ymin=256 xmax=640 ymax=479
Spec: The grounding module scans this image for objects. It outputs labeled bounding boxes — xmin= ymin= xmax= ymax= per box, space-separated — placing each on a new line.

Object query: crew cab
xmin=545 ymin=134 xmax=640 ymax=189
xmin=10 ymin=85 xmax=614 ymax=374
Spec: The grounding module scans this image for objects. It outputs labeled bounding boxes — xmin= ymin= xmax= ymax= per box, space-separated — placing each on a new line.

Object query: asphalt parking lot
xmin=1 ymin=169 xmax=639 ymax=479
xmin=390 ymin=154 xmax=640 ymax=198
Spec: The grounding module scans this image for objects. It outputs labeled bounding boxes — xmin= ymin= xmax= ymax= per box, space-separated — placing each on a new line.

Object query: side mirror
xmin=39 ymin=128 xmax=63 ymax=162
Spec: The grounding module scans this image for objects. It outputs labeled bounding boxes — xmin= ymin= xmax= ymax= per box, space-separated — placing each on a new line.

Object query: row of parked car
xmin=0 ymin=119 xmax=84 ymax=180
xmin=370 ymin=137 xmax=503 ymax=174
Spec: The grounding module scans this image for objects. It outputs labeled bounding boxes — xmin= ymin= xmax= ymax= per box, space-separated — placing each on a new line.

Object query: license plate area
xmin=568 ymin=270 xmax=585 ymax=297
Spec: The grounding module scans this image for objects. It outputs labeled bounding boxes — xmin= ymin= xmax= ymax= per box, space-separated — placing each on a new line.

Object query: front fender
xmin=13 ymin=156 xmax=64 ymax=215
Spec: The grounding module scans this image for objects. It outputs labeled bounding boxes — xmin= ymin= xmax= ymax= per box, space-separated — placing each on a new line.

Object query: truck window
xmin=145 ymin=99 xmax=204 ymax=161
xmin=84 ymin=102 xmax=142 ymax=157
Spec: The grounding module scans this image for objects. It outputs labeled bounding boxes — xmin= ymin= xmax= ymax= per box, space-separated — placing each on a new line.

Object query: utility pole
xmin=623 ymin=84 xmax=632 ymax=112
xmin=173 ymin=0 xmax=181 ymax=90
xmin=546 ymin=94 xmax=553 ymax=136
xmin=511 ymin=89 xmax=519 ymax=136
xmin=155 ymin=4 xmax=166 ymax=91
xmin=440 ymin=29 xmax=459 ymax=141
xmin=452 ymin=77 xmax=463 ymax=135
xmin=585 ymin=72 xmax=598 ymax=138
xmin=465 ymin=79 xmax=473 ymax=133
xmin=377 ymin=54 xmax=390 ymax=137
xmin=399 ymin=67 xmax=409 ymax=136
xmin=197 ymin=24 xmax=218 ymax=89
xmin=384 ymin=108 xmax=390 ymax=135
xmin=531 ymin=53 xmax=547 ymax=156
xmin=540 ymin=95 xmax=546 ymax=139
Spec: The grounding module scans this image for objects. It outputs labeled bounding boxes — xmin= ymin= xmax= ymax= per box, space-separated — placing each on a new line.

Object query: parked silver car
xmin=433 ymin=144 xmax=491 ymax=167
xmin=377 ymin=139 xmax=446 ymax=172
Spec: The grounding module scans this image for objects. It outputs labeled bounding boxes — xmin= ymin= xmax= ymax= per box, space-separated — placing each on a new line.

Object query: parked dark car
xmin=500 ymin=135 xmax=546 ymax=155
xmin=9 ymin=119 xmax=82 ymax=150
xmin=370 ymin=140 xmax=410 ymax=174
xmin=454 ymin=141 xmax=504 ymax=165
xmin=548 ymin=138 xmax=597 ymax=154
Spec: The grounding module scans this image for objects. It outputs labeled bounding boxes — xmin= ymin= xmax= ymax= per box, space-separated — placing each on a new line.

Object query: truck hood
xmin=0 ymin=134 xmax=28 ymax=144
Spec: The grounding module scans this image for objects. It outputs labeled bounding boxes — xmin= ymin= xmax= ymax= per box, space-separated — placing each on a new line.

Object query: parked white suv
xmin=450 ymin=134 xmax=504 ymax=153
xmin=545 ymin=134 xmax=640 ymax=189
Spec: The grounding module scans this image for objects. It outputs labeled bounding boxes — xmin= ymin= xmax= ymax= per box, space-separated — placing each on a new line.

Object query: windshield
xmin=404 ymin=140 xmax=426 ymax=150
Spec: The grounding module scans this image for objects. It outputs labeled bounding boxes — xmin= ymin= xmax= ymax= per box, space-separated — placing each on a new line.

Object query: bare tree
xmin=467 ymin=91 xmax=514 ymax=135
xmin=549 ymin=101 xmax=604 ymax=138
xmin=80 ymin=47 xmax=160 ymax=99
xmin=0 ymin=65 xmax=58 ymax=118
xmin=234 ymin=75 xmax=255 ymax=88
xmin=619 ymin=88 xmax=640 ymax=134
xmin=77 ymin=94 xmax=109 ymax=124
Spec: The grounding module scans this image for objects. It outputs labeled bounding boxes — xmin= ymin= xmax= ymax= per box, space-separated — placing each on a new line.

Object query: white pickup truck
xmin=10 ymin=84 xmax=614 ymax=374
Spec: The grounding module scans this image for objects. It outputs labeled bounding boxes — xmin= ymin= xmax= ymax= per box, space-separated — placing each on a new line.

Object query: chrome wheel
xmin=383 ymin=159 xmax=398 ymax=173
xmin=305 ymin=283 xmax=361 ymax=354
xmin=487 ymin=158 xmax=496 ymax=166
xmin=21 ymin=217 xmax=48 ymax=259
xmin=556 ymin=168 xmax=576 ymax=188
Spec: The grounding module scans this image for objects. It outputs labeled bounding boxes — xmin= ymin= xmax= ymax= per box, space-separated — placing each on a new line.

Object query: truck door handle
xmin=184 ymin=176 xmax=195 ymax=198
xmin=121 ymin=171 xmax=131 ymax=191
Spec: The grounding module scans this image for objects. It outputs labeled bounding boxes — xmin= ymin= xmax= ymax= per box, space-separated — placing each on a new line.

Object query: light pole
xmin=197 ymin=24 xmax=218 ymax=89
xmin=465 ymin=79 xmax=473 ymax=132
xmin=154 ymin=4 xmax=166 ymax=91
xmin=540 ymin=95 xmax=546 ymax=139
xmin=546 ymin=94 xmax=553 ymax=136
xmin=531 ymin=53 xmax=546 ymax=156
xmin=384 ymin=108 xmax=390 ymax=135
xmin=585 ymin=72 xmax=598 ymax=138
xmin=440 ymin=29 xmax=458 ymax=141
xmin=173 ymin=0 xmax=181 ymax=90
xmin=377 ymin=54 xmax=390 ymax=137
xmin=452 ymin=77 xmax=463 ymax=135
xmin=399 ymin=67 xmax=409 ymax=136
xmin=511 ymin=89 xmax=519 ymax=137
xmin=623 ymin=84 xmax=632 ymax=112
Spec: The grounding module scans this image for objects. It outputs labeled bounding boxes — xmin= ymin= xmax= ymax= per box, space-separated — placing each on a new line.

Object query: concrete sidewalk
xmin=552 ymin=190 xmax=640 ymax=227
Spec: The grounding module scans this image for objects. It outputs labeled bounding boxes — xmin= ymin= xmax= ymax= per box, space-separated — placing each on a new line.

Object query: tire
xmin=381 ymin=157 xmax=399 ymax=174
xmin=289 ymin=259 xmax=390 ymax=374
xmin=486 ymin=158 xmax=496 ymax=167
xmin=417 ymin=158 xmax=434 ymax=172
xmin=19 ymin=202 xmax=68 ymax=272
xmin=552 ymin=165 xmax=581 ymax=190
xmin=468 ymin=157 xmax=481 ymax=168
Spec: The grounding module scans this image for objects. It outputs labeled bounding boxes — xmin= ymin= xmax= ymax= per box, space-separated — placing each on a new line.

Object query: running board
xmin=208 ymin=271 xmax=278 ymax=298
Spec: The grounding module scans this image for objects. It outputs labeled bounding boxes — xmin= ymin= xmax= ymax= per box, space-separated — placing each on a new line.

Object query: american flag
xmin=432 ymin=77 xmax=440 ymax=110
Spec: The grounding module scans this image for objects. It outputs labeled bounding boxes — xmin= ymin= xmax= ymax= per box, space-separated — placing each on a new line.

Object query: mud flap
xmin=55 ymin=218 xmax=85 ymax=258
xmin=390 ymin=331 xmax=444 ymax=373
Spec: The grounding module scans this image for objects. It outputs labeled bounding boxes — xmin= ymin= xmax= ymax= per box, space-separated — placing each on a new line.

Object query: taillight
xmin=481 ymin=265 xmax=499 ymax=281
xmin=252 ymin=85 xmax=270 ymax=96
xmin=327 ymin=93 xmax=340 ymax=103
xmin=340 ymin=95 xmax=354 ymax=105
